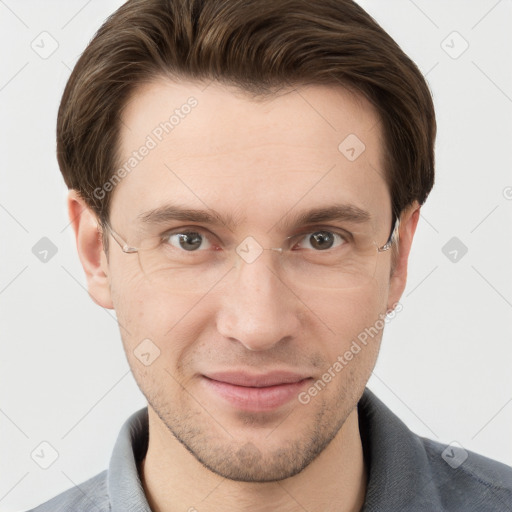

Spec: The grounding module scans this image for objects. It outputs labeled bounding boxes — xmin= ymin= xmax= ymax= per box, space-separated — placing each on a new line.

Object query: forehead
xmin=111 ymin=78 xmax=390 ymax=232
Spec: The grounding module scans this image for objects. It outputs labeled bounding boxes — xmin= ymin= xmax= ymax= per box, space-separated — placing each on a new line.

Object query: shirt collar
xmin=358 ymin=388 xmax=441 ymax=510
xmin=106 ymin=387 xmax=441 ymax=511
xmin=108 ymin=406 xmax=151 ymax=511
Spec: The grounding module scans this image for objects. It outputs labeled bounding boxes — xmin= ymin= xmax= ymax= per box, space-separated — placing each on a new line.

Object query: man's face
xmin=101 ymin=79 xmax=399 ymax=481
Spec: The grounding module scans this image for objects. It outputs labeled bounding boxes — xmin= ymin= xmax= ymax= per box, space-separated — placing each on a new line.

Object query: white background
xmin=1 ymin=0 xmax=511 ymax=510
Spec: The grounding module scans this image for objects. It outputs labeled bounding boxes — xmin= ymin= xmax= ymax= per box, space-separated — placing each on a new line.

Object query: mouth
xmin=201 ymin=371 xmax=313 ymax=412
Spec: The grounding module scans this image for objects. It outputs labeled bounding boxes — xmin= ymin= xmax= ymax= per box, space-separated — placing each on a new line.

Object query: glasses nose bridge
xmin=231 ymin=234 xmax=288 ymax=268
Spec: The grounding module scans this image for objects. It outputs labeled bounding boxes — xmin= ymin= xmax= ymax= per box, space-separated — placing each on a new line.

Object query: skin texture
xmin=69 ymin=79 xmax=420 ymax=512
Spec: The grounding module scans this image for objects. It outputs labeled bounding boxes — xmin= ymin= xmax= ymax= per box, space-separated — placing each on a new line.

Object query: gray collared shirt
xmin=27 ymin=388 xmax=512 ymax=511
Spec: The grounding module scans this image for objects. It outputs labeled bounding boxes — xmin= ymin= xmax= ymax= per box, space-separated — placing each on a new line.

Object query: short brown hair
xmin=57 ymin=0 xmax=436 ymax=245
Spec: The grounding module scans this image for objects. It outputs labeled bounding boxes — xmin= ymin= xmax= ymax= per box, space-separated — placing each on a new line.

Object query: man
xmin=29 ymin=0 xmax=512 ymax=510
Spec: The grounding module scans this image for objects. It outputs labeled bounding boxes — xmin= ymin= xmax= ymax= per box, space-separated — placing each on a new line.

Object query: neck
xmin=141 ymin=407 xmax=367 ymax=512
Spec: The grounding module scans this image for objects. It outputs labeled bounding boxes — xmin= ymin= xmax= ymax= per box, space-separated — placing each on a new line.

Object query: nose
xmin=215 ymin=253 xmax=302 ymax=351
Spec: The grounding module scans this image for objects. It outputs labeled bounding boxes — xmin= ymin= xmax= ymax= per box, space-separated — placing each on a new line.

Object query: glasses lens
xmin=138 ymin=249 xmax=235 ymax=293
xmin=277 ymin=239 xmax=379 ymax=290
xmin=134 ymin=227 xmax=382 ymax=292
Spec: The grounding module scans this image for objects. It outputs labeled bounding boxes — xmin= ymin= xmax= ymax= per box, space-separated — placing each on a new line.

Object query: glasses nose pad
xmin=136 ymin=250 xmax=151 ymax=281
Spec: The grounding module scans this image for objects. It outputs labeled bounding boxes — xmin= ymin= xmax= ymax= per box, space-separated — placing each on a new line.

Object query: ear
xmin=386 ymin=201 xmax=421 ymax=311
xmin=67 ymin=190 xmax=114 ymax=309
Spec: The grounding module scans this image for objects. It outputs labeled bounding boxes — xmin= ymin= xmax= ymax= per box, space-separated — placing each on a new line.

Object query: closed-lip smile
xmin=201 ymin=371 xmax=313 ymax=411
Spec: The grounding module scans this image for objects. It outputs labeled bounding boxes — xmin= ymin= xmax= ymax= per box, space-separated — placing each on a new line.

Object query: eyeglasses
xmin=103 ymin=216 xmax=400 ymax=293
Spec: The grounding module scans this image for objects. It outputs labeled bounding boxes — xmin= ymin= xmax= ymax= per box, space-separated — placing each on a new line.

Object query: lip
xmin=201 ymin=371 xmax=313 ymax=412
xmin=205 ymin=371 xmax=311 ymax=387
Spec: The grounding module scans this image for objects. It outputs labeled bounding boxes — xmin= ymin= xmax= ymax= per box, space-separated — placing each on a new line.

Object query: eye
xmin=294 ymin=230 xmax=347 ymax=251
xmin=165 ymin=230 xmax=213 ymax=252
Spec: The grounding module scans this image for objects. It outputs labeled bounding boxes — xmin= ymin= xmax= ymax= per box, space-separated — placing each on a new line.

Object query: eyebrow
xmin=136 ymin=203 xmax=372 ymax=232
xmin=137 ymin=204 xmax=240 ymax=230
xmin=274 ymin=204 xmax=371 ymax=232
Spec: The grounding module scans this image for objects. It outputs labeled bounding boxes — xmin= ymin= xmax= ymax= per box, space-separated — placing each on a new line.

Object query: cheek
xmin=111 ymin=283 xmax=204 ymax=400
xmin=110 ymin=271 xmax=212 ymax=367
xmin=304 ymin=283 xmax=388 ymax=364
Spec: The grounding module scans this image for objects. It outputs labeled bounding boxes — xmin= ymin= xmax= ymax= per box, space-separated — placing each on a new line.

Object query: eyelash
xmin=160 ymin=226 xmax=352 ymax=251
